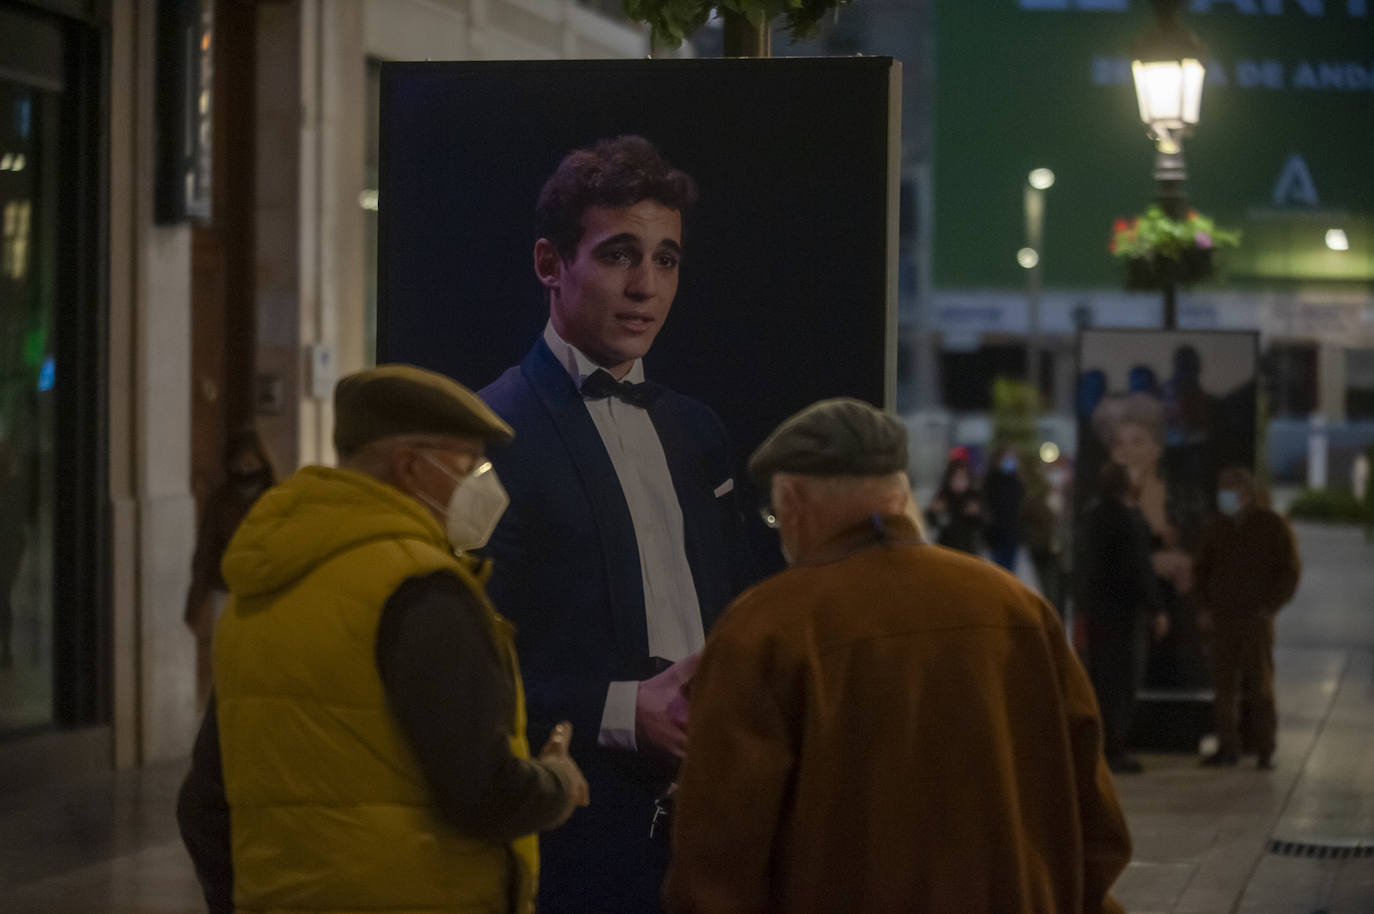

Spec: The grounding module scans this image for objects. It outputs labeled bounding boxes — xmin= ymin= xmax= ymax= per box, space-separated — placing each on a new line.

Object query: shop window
xmin=0 ymin=74 xmax=56 ymax=731
xmin=940 ymin=343 xmax=1027 ymax=411
xmin=1262 ymin=343 xmax=1318 ymax=419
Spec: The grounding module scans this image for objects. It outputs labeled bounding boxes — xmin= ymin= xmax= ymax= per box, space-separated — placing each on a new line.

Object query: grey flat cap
xmin=749 ymin=398 xmax=908 ymax=486
xmin=334 ymin=364 xmax=514 ymax=455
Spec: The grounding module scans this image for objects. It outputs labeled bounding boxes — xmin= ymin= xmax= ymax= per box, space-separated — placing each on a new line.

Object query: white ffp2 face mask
xmin=422 ymin=456 xmax=510 ymax=552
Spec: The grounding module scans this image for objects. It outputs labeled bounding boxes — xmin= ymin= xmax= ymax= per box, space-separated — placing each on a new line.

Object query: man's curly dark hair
xmin=535 ymin=135 xmax=698 ymax=261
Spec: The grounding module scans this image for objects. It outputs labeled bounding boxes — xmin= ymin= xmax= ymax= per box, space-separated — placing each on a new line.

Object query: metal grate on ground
xmin=1267 ymin=837 xmax=1374 ymax=860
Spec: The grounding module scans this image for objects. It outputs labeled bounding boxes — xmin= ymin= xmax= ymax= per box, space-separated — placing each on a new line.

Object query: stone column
xmin=254 ymin=1 xmax=304 ymax=473
xmin=108 ymin=0 xmax=199 ymax=766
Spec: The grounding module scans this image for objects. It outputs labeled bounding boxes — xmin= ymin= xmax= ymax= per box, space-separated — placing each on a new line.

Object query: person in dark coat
xmin=183 ymin=427 xmax=276 ymax=705
xmin=923 ymin=450 xmax=983 ymax=554
xmin=1193 ymin=466 xmax=1301 ymax=769
xmin=983 ymin=445 xmax=1025 ymax=571
xmin=1078 ymin=461 xmax=1168 ymax=774
xmin=1092 ymin=393 xmax=1208 ymax=689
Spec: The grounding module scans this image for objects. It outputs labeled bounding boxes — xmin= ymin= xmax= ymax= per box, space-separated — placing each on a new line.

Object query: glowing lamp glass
xmin=1132 ymin=57 xmax=1204 ymax=129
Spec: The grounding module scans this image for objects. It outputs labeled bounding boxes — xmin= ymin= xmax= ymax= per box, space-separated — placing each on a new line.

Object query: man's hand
xmin=636 ymin=654 xmax=699 ymax=759
xmin=539 ymin=722 xmax=589 ymax=827
xmin=1152 ymin=612 xmax=1170 ymax=641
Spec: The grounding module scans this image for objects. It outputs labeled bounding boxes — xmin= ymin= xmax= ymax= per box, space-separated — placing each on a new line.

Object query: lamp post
xmin=1023 ymin=168 xmax=1054 ymax=396
xmin=1130 ymin=0 xmax=1206 ymax=330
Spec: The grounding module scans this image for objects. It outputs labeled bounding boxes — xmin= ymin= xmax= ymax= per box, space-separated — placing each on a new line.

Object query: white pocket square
xmin=713 ymin=478 xmax=735 ymax=497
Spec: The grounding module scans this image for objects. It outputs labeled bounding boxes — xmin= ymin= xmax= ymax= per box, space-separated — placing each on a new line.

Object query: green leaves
xmin=624 ymin=0 xmax=852 ymax=50
xmin=625 ymin=0 xmax=713 ymax=48
xmin=1109 ymin=205 xmax=1241 ymax=263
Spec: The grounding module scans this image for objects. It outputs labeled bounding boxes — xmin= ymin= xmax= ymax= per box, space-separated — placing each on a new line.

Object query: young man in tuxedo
xmin=480 ymin=135 xmax=751 ymax=913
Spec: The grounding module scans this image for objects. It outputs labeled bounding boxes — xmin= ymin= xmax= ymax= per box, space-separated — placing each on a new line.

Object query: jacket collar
xmin=797 ymin=512 xmax=925 ymax=567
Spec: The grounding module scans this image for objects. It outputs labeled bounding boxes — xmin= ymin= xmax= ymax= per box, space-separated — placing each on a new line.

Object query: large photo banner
xmin=1076 ymin=329 xmax=1259 ymax=690
xmin=375 ymin=60 xmax=900 ymax=907
xmin=376 ymin=58 xmax=900 ymax=469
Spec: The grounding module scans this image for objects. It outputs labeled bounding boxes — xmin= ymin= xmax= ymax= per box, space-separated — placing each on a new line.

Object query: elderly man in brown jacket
xmin=665 ymin=399 xmax=1132 ymax=914
xmin=1194 ymin=466 xmax=1301 ymax=770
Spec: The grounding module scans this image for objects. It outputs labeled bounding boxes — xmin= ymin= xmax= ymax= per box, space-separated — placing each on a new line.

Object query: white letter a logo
xmin=1272 ymin=154 xmax=1320 ymax=207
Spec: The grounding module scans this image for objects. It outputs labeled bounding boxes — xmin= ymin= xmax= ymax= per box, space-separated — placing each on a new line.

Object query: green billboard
xmin=934 ymin=0 xmax=1374 ymax=290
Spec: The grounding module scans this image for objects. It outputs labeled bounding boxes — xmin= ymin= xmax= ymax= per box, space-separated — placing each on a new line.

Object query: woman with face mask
xmin=1193 ymin=466 xmax=1301 ymax=769
xmin=184 ymin=427 xmax=278 ymax=705
xmin=982 ymin=445 xmax=1025 ymax=572
xmin=924 ymin=451 xmax=983 ymax=555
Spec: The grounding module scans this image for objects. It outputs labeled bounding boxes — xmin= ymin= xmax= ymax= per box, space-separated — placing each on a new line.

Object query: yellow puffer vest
xmin=214 ymin=466 xmax=539 ymax=914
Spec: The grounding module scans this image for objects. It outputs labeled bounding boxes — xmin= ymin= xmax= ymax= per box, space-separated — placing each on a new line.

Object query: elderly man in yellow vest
xmin=177 ymin=365 xmax=589 ymax=914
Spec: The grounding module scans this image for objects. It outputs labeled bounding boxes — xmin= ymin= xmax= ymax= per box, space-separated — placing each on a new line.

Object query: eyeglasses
xmin=415 ymin=444 xmax=486 ymax=479
xmin=758 ymin=505 xmax=779 ymax=529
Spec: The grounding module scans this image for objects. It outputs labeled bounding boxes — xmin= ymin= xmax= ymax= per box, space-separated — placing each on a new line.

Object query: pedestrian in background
xmin=1077 ymin=461 xmax=1168 ymax=774
xmin=183 ymin=427 xmax=276 ymax=705
xmin=1022 ymin=460 xmax=1070 ymax=614
xmin=1193 ymin=466 xmax=1301 ymax=769
xmin=983 ymin=444 xmax=1025 ymax=572
xmin=666 ymin=399 xmax=1132 ymax=914
xmin=924 ymin=447 xmax=983 ymax=555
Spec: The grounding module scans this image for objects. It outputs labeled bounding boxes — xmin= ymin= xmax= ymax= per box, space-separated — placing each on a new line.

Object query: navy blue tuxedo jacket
xmin=479 ymin=338 xmax=752 ymax=911
xmin=480 ymin=339 xmax=749 ymax=752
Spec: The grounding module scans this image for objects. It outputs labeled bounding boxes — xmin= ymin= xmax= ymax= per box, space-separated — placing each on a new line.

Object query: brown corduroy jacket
xmin=665 ymin=514 xmax=1131 ymax=914
xmin=1194 ymin=507 xmax=1301 ymax=619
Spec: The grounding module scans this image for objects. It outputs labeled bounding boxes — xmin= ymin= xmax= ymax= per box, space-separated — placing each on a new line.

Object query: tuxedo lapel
xmin=521 ymin=340 xmax=648 ymax=661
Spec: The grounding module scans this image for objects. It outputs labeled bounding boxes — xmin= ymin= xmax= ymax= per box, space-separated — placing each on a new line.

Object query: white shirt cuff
xmin=598 ymin=681 xmax=639 ymax=751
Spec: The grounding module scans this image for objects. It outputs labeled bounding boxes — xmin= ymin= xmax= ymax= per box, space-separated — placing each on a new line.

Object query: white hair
xmin=338 ymin=433 xmax=447 ymax=483
xmin=781 ymin=471 xmax=912 ymax=501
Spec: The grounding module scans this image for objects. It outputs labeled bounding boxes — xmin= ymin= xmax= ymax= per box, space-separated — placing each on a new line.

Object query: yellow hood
xmin=221 ymin=465 xmax=448 ymax=599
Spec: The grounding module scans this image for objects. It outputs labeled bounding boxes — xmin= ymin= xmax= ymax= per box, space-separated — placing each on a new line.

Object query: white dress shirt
xmin=543 ymin=323 xmax=706 ymax=750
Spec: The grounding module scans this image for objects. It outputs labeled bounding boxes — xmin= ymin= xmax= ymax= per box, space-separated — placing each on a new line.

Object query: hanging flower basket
xmin=1123 ymin=246 xmax=1216 ymax=290
xmin=1110 ymin=206 xmax=1239 ymax=291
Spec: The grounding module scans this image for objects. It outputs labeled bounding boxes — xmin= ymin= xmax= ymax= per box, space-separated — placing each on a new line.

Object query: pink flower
xmin=1194 ymin=231 xmax=1213 ymax=249
xmin=1113 ymin=218 xmax=1129 ymax=233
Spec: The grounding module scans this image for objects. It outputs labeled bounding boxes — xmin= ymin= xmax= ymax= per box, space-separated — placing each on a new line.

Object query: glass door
xmin=0 ymin=76 xmax=58 ymax=733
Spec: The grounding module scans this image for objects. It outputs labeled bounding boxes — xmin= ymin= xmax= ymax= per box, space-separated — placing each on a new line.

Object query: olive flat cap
xmin=333 ymin=364 xmax=513 ymax=455
xmin=749 ymin=398 xmax=908 ymax=486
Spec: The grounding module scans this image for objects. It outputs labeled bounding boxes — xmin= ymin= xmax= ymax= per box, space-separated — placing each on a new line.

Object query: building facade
xmin=928 ymin=0 xmax=1374 ymax=483
xmin=0 ymin=0 xmax=654 ymax=777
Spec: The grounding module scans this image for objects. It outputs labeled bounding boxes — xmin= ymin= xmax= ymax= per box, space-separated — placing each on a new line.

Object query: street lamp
xmin=1131 ymin=0 xmax=1207 ymax=329
xmin=1024 ymin=169 xmax=1053 ymax=397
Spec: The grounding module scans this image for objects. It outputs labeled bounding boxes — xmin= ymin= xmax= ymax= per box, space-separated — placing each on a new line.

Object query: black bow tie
xmin=580 ymin=370 xmax=662 ymax=408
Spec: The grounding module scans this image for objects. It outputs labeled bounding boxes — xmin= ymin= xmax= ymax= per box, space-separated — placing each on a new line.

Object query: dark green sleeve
xmin=375 ymin=571 xmax=570 ymax=843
